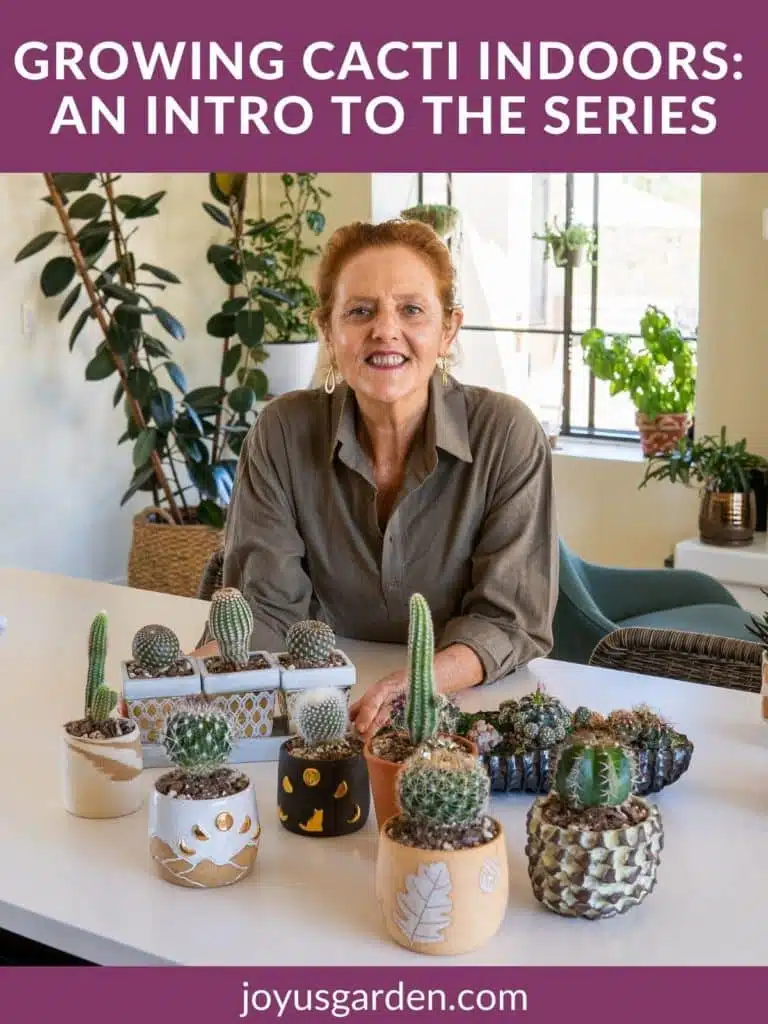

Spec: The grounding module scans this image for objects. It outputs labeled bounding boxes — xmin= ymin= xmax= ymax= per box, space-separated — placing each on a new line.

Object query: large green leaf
xmin=142 ymin=336 xmax=172 ymax=359
xmin=228 ymin=386 xmax=255 ymax=414
xmin=68 ymin=193 xmax=106 ymax=220
xmin=133 ymin=427 xmax=158 ymax=468
xmin=153 ymin=307 xmax=185 ymax=340
xmin=139 ymin=262 xmax=181 ymax=284
xmin=150 ymin=389 xmax=175 ymax=429
xmin=241 ymin=368 xmax=269 ymax=399
xmin=214 ymin=260 xmax=243 ymax=286
xmin=196 ymin=499 xmax=226 ymax=529
xmin=120 ymin=463 xmax=156 ymax=506
xmin=41 ymin=256 xmax=76 ymax=297
xmin=84 ymin=347 xmax=117 ymax=380
xmin=102 ymin=282 xmax=139 ymax=304
xmin=58 ymin=283 xmax=82 ymax=322
xmin=206 ymin=312 xmax=235 ymax=339
xmin=52 ymin=173 xmax=96 ymax=193
xmin=124 ymin=191 xmax=165 ymax=218
xmin=126 ymin=366 xmax=153 ymax=403
xmin=222 ymin=296 xmax=248 ymax=315
xmin=185 ymin=385 xmax=225 ymax=412
xmin=164 ymin=361 xmax=187 ymax=393
xmin=207 ymin=244 xmax=235 ymax=264
xmin=68 ymin=307 xmax=91 ymax=350
xmin=202 ymin=201 xmax=230 ymax=227
xmin=14 ymin=231 xmax=58 ymax=263
xmin=221 ymin=344 xmax=242 ymax=378
xmin=113 ymin=379 xmax=125 ymax=407
xmin=236 ymin=309 xmax=265 ymax=347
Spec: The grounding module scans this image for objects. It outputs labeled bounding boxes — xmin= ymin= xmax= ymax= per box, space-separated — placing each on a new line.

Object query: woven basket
xmin=127 ymin=506 xmax=224 ymax=598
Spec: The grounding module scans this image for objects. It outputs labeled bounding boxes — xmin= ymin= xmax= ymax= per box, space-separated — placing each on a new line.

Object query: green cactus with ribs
xmin=497 ymin=686 xmax=573 ymax=749
xmin=293 ymin=688 xmax=348 ymax=750
xmin=132 ymin=623 xmax=181 ymax=676
xmin=84 ymin=611 xmax=120 ymax=723
xmin=554 ymin=736 xmax=635 ymax=810
xmin=397 ymin=744 xmax=490 ymax=828
xmin=209 ymin=588 xmax=253 ymax=668
xmin=163 ymin=704 xmax=233 ymax=774
xmin=286 ymin=619 xmax=336 ymax=667
xmin=403 ymin=593 xmax=443 ymax=746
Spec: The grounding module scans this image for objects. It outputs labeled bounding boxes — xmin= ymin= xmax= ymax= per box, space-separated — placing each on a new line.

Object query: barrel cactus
xmin=132 ymin=623 xmax=180 ymax=676
xmin=209 ymin=588 xmax=253 ymax=668
xmin=286 ymin=620 xmax=336 ymax=667
xmin=553 ymin=738 xmax=634 ymax=809
xmin=500 ymin=687 xmax=572 ymax=748
xmin=163 ymin=705 xmax=232 ymax=773
xmin=84 ymin=611 xmax=119 ymax=723
xmin=293 ymin=688 xmax=348 ymax=748
xmin=397 ymin=745 xmax=490 ymax=828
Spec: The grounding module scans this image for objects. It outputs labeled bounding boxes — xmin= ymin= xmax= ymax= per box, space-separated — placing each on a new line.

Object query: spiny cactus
xmin=388 ymin=689 xmax=459 ymax=736
xmin=405 ymin=593 xmax=441 ymax=746
xmin=209 ymin=588 xmax=253 ymax=668
xmin=573 ymin=705 xmax=594 ymax=730
xmin=606 ymin=709 xmax=642 ymax=744
xmin=631 ymin=704 xmax=672 ymax=747
xmin=554 ymin=737 xmax=635 ymax=810
xmin=132 ymin=623 xmax=180 ymax=676
xmin=294 ymin=688 xmax=348 ymax=747
xmin=397 ymin=745 xmax=490 ymax=827
xmin=84 ymin=611 xmax=119 ymax=723
xmin=163 ymin=704 xmax=232 ymax=773
xmin=286 ymin=620 xmax=336 ymax=667
xmin=500 ymin=686 xmax=572 ymax=748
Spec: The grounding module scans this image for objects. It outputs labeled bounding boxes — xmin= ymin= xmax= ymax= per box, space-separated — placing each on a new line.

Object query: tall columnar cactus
xmin=164 ymin=705 xmax=233 ymax=773
xmin=84 ymin=611 xmax=119 ymax=723
xmin=389 ymin=690 xmax=459 ymax=736
xmin=286 ymin=620 xmax=336 ymax=667
xmin=554 ymin=737 xmax=634 ymax=810
xmin=209 ymin=588 xmax=253 ymax=668
xmin=293 ymin=688 xmax=348 ymax=747
xmin=132 ymin=624 xmax=181 ymax=676
xmin=404 ymin=593 xmax=441 ymax=745
xmin=397 ymin=746 xmax=490 ymax=827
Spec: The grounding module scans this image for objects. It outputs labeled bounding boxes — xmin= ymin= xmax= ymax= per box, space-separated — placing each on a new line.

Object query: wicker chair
xmin=589 ymin=626 xmax=763 ymax=692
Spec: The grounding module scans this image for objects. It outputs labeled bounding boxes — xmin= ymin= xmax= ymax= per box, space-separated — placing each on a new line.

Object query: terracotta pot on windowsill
xmin=635 ymin=412 xmax=691 ymax=457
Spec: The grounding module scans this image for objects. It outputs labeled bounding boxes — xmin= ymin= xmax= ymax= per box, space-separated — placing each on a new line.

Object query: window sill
xmin=551 ymin=435 xmax=644 ymax=464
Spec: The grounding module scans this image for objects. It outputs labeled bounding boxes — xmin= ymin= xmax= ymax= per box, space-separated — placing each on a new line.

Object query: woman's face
xmin=325 ymin=244 xmax=462 ymax=408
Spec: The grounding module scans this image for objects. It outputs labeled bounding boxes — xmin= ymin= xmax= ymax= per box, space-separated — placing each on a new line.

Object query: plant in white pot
xmin=148 ymin=703 xmax=261 ymax=888
xmin=63 ymin=611 xmax=144 ymax=819
xmin=376 ymin=742 xmax=508 ymax=955
xmin=277 ymin=620 xmax=356 ymax=732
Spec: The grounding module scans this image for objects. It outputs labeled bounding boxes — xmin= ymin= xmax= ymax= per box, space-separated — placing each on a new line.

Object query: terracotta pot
xmin=635 ymin=412 xmax=691 ymax=456
xmin=699 ymin=489 xmax=756 ymax=547
xmin=277 ymin=740 xmax=370 ymax=838
xmin=376 ymin=816 xmax=509 ymax=955
xmin=149 ymin=772 xmax=260 ymax=888
xmin=62 ymin=720 xmax=144 ymax=819
xmin=363 ymin=734 xmax=477 ymax=829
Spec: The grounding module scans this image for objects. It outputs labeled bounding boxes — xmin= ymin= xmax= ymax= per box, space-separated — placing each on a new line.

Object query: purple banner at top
xmin=0 ymin=0 xmax=765 ymax=170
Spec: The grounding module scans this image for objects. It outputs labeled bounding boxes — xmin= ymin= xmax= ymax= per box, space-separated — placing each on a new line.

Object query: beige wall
xmin=0 ymin=172 xmax=762 ymax=580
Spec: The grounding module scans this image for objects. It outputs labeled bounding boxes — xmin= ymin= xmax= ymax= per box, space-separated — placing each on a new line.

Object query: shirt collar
xmin=328 ymin=368 xmax=473 ymax=466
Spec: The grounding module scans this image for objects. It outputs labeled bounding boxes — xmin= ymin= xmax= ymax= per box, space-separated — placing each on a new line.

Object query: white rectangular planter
xmin=121 ymin=658 xmax=203 ymax=746
xmin=277 ymin=650 xmax=356 ymax=732
xmin=198 ymin=652 xmax=282 ymax=740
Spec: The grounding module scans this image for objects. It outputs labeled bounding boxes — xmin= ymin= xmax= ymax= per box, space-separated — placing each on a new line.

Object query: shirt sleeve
xmin=221 ymin=404 xmax=314 ymax=653
xmin=436 ymin=400 xmax=558 ymax=683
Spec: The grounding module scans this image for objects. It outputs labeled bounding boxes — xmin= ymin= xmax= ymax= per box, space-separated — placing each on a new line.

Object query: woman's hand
xmin=349 ymin=670 xmax=407 ymax=743
xmin=188 ymin=639 xmax=218 ymax=660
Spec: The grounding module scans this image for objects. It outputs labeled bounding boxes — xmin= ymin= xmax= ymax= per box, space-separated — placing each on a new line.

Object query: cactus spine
xmin=397 ymin=746 xmax=490 ymax=827
xmin=164 ymin=705 xmax=232 ymax=773
xmin=554 ymin=738 xmax=634 ymax=810
xmin=404 ymin=593 xmax=440 ymax=745
xmin=294 ymin=688 xmax=348 ymax=748
xmin=208 ymin=588 xmax=253 ymax=668
xmin=84 ymin=611 xmax=119 ymax=723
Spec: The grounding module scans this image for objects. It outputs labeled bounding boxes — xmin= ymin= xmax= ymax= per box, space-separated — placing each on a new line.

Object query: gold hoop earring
xmin=324 ymin=364 xmax=336 ymax=395
xmin=438 ymin=355 xmax=449 ymax=386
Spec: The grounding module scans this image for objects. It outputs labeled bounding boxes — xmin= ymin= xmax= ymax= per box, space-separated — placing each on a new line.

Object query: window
xmin=372 ymin=172 xmax=701 ymax=441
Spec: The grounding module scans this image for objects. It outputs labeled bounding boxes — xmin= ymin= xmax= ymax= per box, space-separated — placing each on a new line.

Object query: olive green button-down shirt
xmin=222 ymin=370 xmax=558 ymax=683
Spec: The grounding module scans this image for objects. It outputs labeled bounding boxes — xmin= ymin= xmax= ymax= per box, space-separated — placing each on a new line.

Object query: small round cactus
xmin=397 ymin=745 xmax=490 ymax=828
xmin=209 ymin=588 xmax=253 ymax=668
xmin=294 ymin=687 xmax=348 ymax=747
xmin=632 ymin=704 xmax=671 ymax=746
xmin=606 ymin=709 xmax=641 ymax=744
xmin=466 ymin=718 xmax=503 ymax=755
xmin=554 ymin=737 xmax=635 ymax=810
xmin=572 ymin=705 xmax=594 ymax=730
xmin=163 ymin=705 xmax=233 ymax=773
xmin=504 ymin=687 xmax=572 ymax=747
xmin=286 ymin=620 xmax=336 ymax=667
xmin=132 ymin=623 xmax=180 ymax=676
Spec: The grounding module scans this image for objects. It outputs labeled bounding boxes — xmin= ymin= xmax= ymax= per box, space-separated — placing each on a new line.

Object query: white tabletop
xmin=1 ymin=565 xmax=767 ymax=966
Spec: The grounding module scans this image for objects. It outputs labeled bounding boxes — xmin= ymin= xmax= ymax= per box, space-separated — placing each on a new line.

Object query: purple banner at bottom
xmin=1 ymin=966 xmax=766 ymax=1022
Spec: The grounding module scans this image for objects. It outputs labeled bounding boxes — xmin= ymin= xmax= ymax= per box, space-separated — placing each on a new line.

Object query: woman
xmin=198 ymin=218 xmax=558 ymax=740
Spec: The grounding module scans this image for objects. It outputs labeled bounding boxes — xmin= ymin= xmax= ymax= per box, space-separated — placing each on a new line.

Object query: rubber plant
xmin=14 ymin=173 xmax=235 ymax=528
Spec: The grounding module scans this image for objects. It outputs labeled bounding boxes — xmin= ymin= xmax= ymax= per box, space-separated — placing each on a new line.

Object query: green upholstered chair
xmin=551 ymin=539 xmax=760 ymax=665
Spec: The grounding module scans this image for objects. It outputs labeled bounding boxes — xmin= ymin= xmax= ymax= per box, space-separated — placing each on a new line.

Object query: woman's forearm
xmin=433 ymin=643 xmax=485 ymax=694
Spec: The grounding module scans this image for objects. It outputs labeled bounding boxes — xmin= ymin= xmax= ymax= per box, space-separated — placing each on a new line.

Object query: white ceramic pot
xmin=149 ymin=774 xmax=261 ymax=889
xmin=198 ymin=651 xmax=281 ymax=739
xmin=263 ymin=340 xmax=320 ymax=395
xmin=62 ymin=720 xmax=144 ymax=819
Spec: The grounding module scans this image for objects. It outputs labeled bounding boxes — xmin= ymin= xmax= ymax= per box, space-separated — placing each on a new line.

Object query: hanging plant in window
xmin=533 ymin=216 xmax=597 ymax=268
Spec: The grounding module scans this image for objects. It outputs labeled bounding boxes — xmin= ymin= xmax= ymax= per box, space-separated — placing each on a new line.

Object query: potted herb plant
xmin=199 ymin=588 xmax=282 ymax=738
xmin=376 ymin=742 xmax=508 ymax=955
xmin=277 ymin=619 xmax=355 ymax=732
xmin=525 ymin=734 xmax=664 ymax=919
xmin=533 ymin=215 xmax=596 ymax=268
xmin=364 ymin=594 xmax=477 ymax=828
xmin=277 ymin=688 xmax=370 ymax=837
xmin=639 ymin=426 xmax=767 ymax=545
xmin=581 ymin=305 xmax=696 ymax=456
xmin=121 ymin=623 xmax=202 ymax=746
xmin=148 ymin=703 xmax=261 ymax=888
xmin=63 ymin=611 xmax=144 ymax=819
xmin=400 ymin=203 xmax=460 ymax=241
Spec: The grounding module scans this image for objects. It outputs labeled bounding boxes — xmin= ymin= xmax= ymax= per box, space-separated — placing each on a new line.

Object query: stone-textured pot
xmin=277 ymin=740 xmax=370 ymax=837
xmin=376 ymin=816 xmax=508 ymax=955
xmin=525 ymin=793 xmax=664 ymax=920
xmin=635 ymin=412 xmax=691 ymax=456
xmin=149 ymin=774 xmax=260 ymax=888
xmin=364 ymin=734 xmax=477 ymax=829
xmin=699 ymin=489 xmax=756 ymax=546
xmin=62 ymin=720 xmax=144 ymax=819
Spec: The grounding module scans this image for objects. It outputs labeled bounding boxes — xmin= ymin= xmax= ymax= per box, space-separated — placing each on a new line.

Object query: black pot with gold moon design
xmin=277 ymin=739 xmax=370 ymax=838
